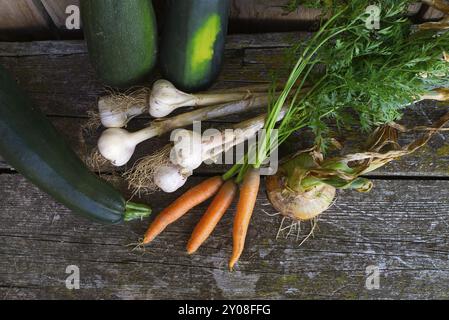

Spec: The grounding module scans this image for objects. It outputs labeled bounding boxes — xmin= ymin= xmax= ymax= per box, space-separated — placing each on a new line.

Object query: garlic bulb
xmin=170 ymin=129 xmax=203 ymax=171
xmin=154 ymin=164 xmax=192 ymax=193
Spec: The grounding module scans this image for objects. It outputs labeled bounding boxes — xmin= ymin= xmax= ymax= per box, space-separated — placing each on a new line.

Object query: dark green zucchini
xmin=81 ymin=0 xmax=158 ymax=88
xmin=160 ymin=0 xmax=230 ymax=92
xmin=0 ymin=65 xmax=151 ymax=224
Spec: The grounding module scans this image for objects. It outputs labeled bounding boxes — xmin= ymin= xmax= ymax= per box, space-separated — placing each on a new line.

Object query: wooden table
xmin=1 ymin=33 xmax=449 ymax=300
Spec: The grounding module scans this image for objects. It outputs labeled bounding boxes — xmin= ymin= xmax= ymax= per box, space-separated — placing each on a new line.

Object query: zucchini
xmin=0 ymin=65 xmax=151 ymax=224
xmin=160 ymin=0 xmax=230 ymax=92
xmin=81 ymin=0 xmax=158 ymax=88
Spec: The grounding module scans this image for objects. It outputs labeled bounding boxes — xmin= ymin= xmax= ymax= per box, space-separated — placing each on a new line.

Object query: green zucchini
xmin=0 ymin=65 xmax=151 ymax=224
xmin=81 ymin=0 xmax=158 ymax=88
xmin=160 ymin=0 xmax=230 ymax=92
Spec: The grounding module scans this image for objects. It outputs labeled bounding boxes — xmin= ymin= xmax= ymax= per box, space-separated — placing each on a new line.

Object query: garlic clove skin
xmin=154 ymin=164 xmax=192 ymax=193
xmin=149 ymin=80 xmax=196 ymax=118
xmin=170 ymin=129 xmax=203 ymax=171
xmin=98 ymin=128 xmax=137 ymax=167
xmin=98 ymin=97 xmax=128 ymax=128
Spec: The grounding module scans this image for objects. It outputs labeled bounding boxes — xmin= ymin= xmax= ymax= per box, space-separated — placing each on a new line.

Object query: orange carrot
xmin=143 ymin=176 xmax=223 ymax=244
xmin=229 ymin=168 xmax=260 ymax=270
xmin=187 ymin=180 xmax=237 ymax=254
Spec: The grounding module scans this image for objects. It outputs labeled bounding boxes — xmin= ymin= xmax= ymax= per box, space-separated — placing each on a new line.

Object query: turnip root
xmin=266 ymin=110 xmax=449 ymax=221
xmin=266 ymin=170 xmax=336 ymax=221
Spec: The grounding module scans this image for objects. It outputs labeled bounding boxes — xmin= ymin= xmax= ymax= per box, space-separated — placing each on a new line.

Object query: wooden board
xmin=0 ymin=0 xmax=52 ymax=40
xmin=1 ymin=35 xmax=449 ymax=300
xmin=0 ymin=1 xmax=447 ymax=40
xmin=2 ymin=174 xmax=449 ymax=299
xmin=41 ymin=0 xmax=82 ymax=36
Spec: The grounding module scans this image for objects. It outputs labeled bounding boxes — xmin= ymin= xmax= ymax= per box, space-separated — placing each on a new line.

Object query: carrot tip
xmin=142 ymin=235 xmax=153 ymax=245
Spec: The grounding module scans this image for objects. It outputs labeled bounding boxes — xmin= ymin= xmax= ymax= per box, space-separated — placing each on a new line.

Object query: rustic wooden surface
xmin=0 ymin=0 xmax=447 ymax=40
xmin=1 ymin=34 xmax=449 ymax=300
xmin=0 ymin=0 xmax=55 ymax=41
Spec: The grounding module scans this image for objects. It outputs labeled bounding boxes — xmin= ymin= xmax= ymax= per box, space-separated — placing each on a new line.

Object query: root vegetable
xmin=229 ymin=168 xmax=260 ymax=270
xmin=143 ymin=176 xmax=224 ymax=244
xmin=187 ymin=180 xmax=237 ymax=254
xmin=266 ymin=169 xmax=336 ymax=221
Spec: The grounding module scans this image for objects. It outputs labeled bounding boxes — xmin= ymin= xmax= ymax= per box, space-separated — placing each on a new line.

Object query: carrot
xmin=143 ymin=176 xmax=223 ymax=244
xmin=229 ymin=168 xmax=260 ymax=270
xmin=187 ymin=180 xmax=237 ymax=254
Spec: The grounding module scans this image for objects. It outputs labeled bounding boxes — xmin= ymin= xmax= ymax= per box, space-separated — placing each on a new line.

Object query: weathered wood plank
xmin=41 ymin=0 xmax=80 ymax=31
xmin=0 ymin=0 xmax=53 ymax=41
xmin=423 ymin=6 xmax=446 ymax=20
xmin=1 ymin=174 xmax=449 ymax=299
xmin=0 ymin=32 xmax=305 ymax=57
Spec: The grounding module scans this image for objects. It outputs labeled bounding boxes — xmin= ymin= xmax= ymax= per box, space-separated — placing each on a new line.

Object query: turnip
xmin=267 ymin=110 xmax=449 ymax=221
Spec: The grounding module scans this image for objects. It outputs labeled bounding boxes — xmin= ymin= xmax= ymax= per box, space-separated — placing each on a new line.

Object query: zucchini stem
xmin=124 ymin=202 xmax=152 ymax=222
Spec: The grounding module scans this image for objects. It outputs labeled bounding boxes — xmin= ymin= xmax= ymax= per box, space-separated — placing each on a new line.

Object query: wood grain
xmin=41 ymin=0 xmax=82 ymax=38
xmin=0 ymin=1 xmax=445 ymax=40
xmin=1 ymin=174 xmax=449 ymax=299
xmin=1 ymin=34 xmax=449 ymax=300
xmin=0 ymin=0 xmax=51 ymax=40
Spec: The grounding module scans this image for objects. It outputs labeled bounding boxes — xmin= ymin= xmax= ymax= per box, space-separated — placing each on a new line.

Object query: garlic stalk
xmin=149 ymin=79 xmax=268 ymax=118
xmin=171 ymin=107 xmax=288 ymax=171
xmin=98 ymin=95 xmax=269 ymax=166
xmin=125 ymin=107 xmax=288 ymax=194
